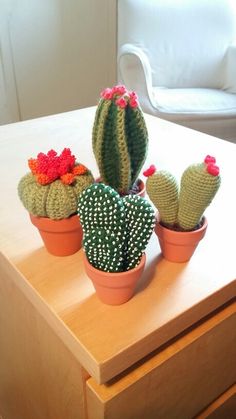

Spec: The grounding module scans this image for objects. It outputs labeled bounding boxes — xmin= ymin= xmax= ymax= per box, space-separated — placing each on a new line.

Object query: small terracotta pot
xmin=83 ymin=253 xmax=146 ymax=305
xmin=136 ymin=179 xmax=145 ymax=197
xmin=155 ymin=215 xmax=208 ymax=263
xmin=30 ymin=214 xmax=83 ymax=256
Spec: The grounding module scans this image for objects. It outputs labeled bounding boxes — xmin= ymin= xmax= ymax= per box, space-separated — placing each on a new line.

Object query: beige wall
xmin=0 ymin=0 xmax=117 ymax=124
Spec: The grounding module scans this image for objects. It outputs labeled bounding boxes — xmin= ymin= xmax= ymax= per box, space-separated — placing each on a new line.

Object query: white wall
xmin=0 ymin=0 xmax=117 ymax=124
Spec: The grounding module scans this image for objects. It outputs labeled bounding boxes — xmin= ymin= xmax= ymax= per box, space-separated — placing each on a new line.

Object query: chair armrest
xmin=118 ymin=44 xmax=157 ymax=113
xmin=224 ymin=43 xmax=236 ymax=93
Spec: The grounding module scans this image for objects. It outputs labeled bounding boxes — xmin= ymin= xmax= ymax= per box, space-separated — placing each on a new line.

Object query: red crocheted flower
xmin=143 ymin=165 xmax=156 ymax=177
xmin=204 ymin=155 xmax=216 ymax=164
xmin=100 ymin=86 xmax=140 ymax=109
xmin=116 ymin=97 xmax=127 ymax=108
xmin=206 ymin=163 xmax=220 ymax=176
xmin=28 ymin=148 xmax=87 ymax=185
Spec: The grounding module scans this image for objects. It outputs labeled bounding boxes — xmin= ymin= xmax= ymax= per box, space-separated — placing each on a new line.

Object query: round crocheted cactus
xmin=78 ymin=183 xmax=155 ymax=272
xmin=177 ymin=156 xmax=221 ymax=230
xmin=144 ymin=156 xmax=221 ymax=231
xmin=92 ymin=85 xmax=148 ymax=194
xmin=18 ymin=148 xmax=94 ymax=220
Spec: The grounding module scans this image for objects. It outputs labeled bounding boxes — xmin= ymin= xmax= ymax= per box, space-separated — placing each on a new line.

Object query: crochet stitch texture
xmin=92 ymin=85 xmax=148 ymax=194
xmin=78 ymin=183 xmax=155 ymax=272
xmin=146 ymin=156 xmax=221 ymax=231
xmin=18 ymin=148 xmax=94 ymax=220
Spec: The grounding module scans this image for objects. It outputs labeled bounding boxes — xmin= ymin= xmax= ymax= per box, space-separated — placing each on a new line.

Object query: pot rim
xmin=155 ymin=214 xmax=208 ymax=237
xmin=83 ymin=251 xmax=146 ymax=279
xmin=30 ymin=213 xmax=80 ymax=232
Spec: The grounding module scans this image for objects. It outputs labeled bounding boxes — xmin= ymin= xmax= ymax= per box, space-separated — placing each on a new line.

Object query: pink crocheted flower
xmin=204 ymin=155 xmax=216 ymax=164
xmin=116 ymin=97 xmax=127 ymax=108
xmin=129 ymin=98 xmax=139 ymax=108
xmin=143 ymin=165 xmax=156 ymax=177
xmin=100 ymin=88 xmax=113 ymax=100
xmin=206 ymin=163 xmax=220 ymax=176
xmin=129 ymin=91 xmax=138 ymax=100
xmin=112 ymin=85 xmax=127 ymax=96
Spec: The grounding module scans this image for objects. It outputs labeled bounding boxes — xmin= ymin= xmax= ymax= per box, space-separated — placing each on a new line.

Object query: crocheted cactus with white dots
xmin=78 ymin=183 xmax=155 ymax=272
xmin=92 ymin=85 xmax=148 ymax=194
xmin=78 ymin=183 xmax=127 ymax=272
xmin=123 ymin=195 xmax=156 ymax=270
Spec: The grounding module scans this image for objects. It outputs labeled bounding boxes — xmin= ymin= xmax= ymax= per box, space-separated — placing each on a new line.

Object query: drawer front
xmin=86 ymin=303 xmax=236 ymax=419
xmin=196 ymin=384 xmax=236 ymax=419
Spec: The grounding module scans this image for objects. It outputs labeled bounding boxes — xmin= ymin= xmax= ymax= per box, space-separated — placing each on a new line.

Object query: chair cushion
xmin=152 ymin=87 xmax=236 ymax=117
xmin=118 ymin=0 xmax=236 ymax=89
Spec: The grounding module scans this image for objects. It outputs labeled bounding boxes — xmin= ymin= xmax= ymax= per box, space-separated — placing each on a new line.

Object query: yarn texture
xmin=18 ymin=148 xmax=94 ymax=220
xmin=92 ymin=85 xmax=148 ymax=194
xmin=145 ymin=155 xmax=221 ymax=231
xmin=78 ymin=183 xmax=155 ymax=272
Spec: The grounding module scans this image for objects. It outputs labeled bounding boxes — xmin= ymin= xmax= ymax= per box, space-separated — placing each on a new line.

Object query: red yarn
xmin=28 ymin=148 xmax=85 ymax=185
xmin=143 ymin=165 xmax=156 ymax=177
xmin=206 ymin=163 xmax=220 ymax=176
xmin=204 ymin=155 xmax=216 ymax=164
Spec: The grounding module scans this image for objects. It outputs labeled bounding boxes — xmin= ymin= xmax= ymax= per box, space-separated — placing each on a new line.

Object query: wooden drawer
xmin=196 ymin=384 xmax=236 ymax=418
xmin=86 ymin=302 xmax=236 ymax=419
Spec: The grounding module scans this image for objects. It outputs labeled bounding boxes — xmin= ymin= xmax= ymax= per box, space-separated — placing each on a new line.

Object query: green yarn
xmin=78 ymin=183 xmax=155 ymax=272
xmin=145 ymin=158 xmax=221 ymax=231
xmin=177 ymin=163 xmax=221 ymax=230
xmin=18 ymin=167 xmax=94 ymax=220
xmin=146 ymin=171 xmax=179 ymax=227
xmin=92 ymin=91 xmax=148 ymax=194
xmin=123 ymin=195 xmax=156 ymax=270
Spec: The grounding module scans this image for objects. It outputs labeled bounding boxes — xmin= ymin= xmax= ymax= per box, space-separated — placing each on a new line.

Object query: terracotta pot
xmin=83 ymin=253 xmax=146 ymax=305
xmin=155 ymin=215 xmax=208 ymax=263
xmin=30 ymin=214 xmax=83 ymax=256
xmin=136 ymin=179 xmax=145 ymax=197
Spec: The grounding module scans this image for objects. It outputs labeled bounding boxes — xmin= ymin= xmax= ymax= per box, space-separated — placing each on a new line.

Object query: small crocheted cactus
xmin=18 ymin=148 xmax=94 ymax=220
xmin=177 ymin=156 xmax=221 ymax=230
xmin=145 ymin=156 xmax=221 ymax=231
xmin=78 ymin=183 xmax=155 ymax=272
xmin=92 ymin=85 xmax=148 ymax=194
xmin=144 ymin=165 xmax=179 ymax=227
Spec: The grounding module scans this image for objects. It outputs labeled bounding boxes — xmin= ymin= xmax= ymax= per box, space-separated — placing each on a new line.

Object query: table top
xmin=0 ymin=107 xmax=235 ymax=384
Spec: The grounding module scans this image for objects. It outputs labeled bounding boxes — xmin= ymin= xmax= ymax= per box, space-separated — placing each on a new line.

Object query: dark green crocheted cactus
xmin=92 ymin=85 xmax=148 ymax=194
xmin=18 ymin=148 xmax=94 ymax=220
xmin=145 ymin=156 xmax=221 ymax=231
xmin=78 ymin=183 xmax=155 ymax=272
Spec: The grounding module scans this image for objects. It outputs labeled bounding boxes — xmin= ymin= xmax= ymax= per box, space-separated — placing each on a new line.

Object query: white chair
xmin=118 ymin=0 xmax=236 ymax=142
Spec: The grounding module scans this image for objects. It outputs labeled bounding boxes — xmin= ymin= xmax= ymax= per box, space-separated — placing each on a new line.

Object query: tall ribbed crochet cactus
xmin=145 ymin=156 xmax=221 ymax=231
xmin=18 ymin=148 xmax=94 ymax=220
xmin=78 ymin=183 xmax=155 ymax=272
xmin=92 ymin=85 xmax=148 ymax=194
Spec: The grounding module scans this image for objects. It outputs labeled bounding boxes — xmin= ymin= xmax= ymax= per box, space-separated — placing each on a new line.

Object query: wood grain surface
xmin=0 ymin=107 xmax=235 ymax=383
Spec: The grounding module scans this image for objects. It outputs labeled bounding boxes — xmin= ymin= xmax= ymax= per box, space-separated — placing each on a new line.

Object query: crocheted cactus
xmin=177 ymin=156 xmax=221 ymax=230
xmin=78 ymin=183 xmax=155 ymax=272
xmin=145 ymin=165 xmax=179 ymax=227
xmin=144 ymin=156 xmax=221 ymax=231
xmin=122 ymin=195 xmax=156 ymax=270
xmin=92 ymin=85 xmax=148 ymax=194
xmin=18 ymin=148 xmax=94 ymax=220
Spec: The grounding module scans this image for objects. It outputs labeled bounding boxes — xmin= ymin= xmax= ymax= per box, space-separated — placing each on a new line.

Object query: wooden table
xmin=0 ymin=107 xmax=235 ymax=419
